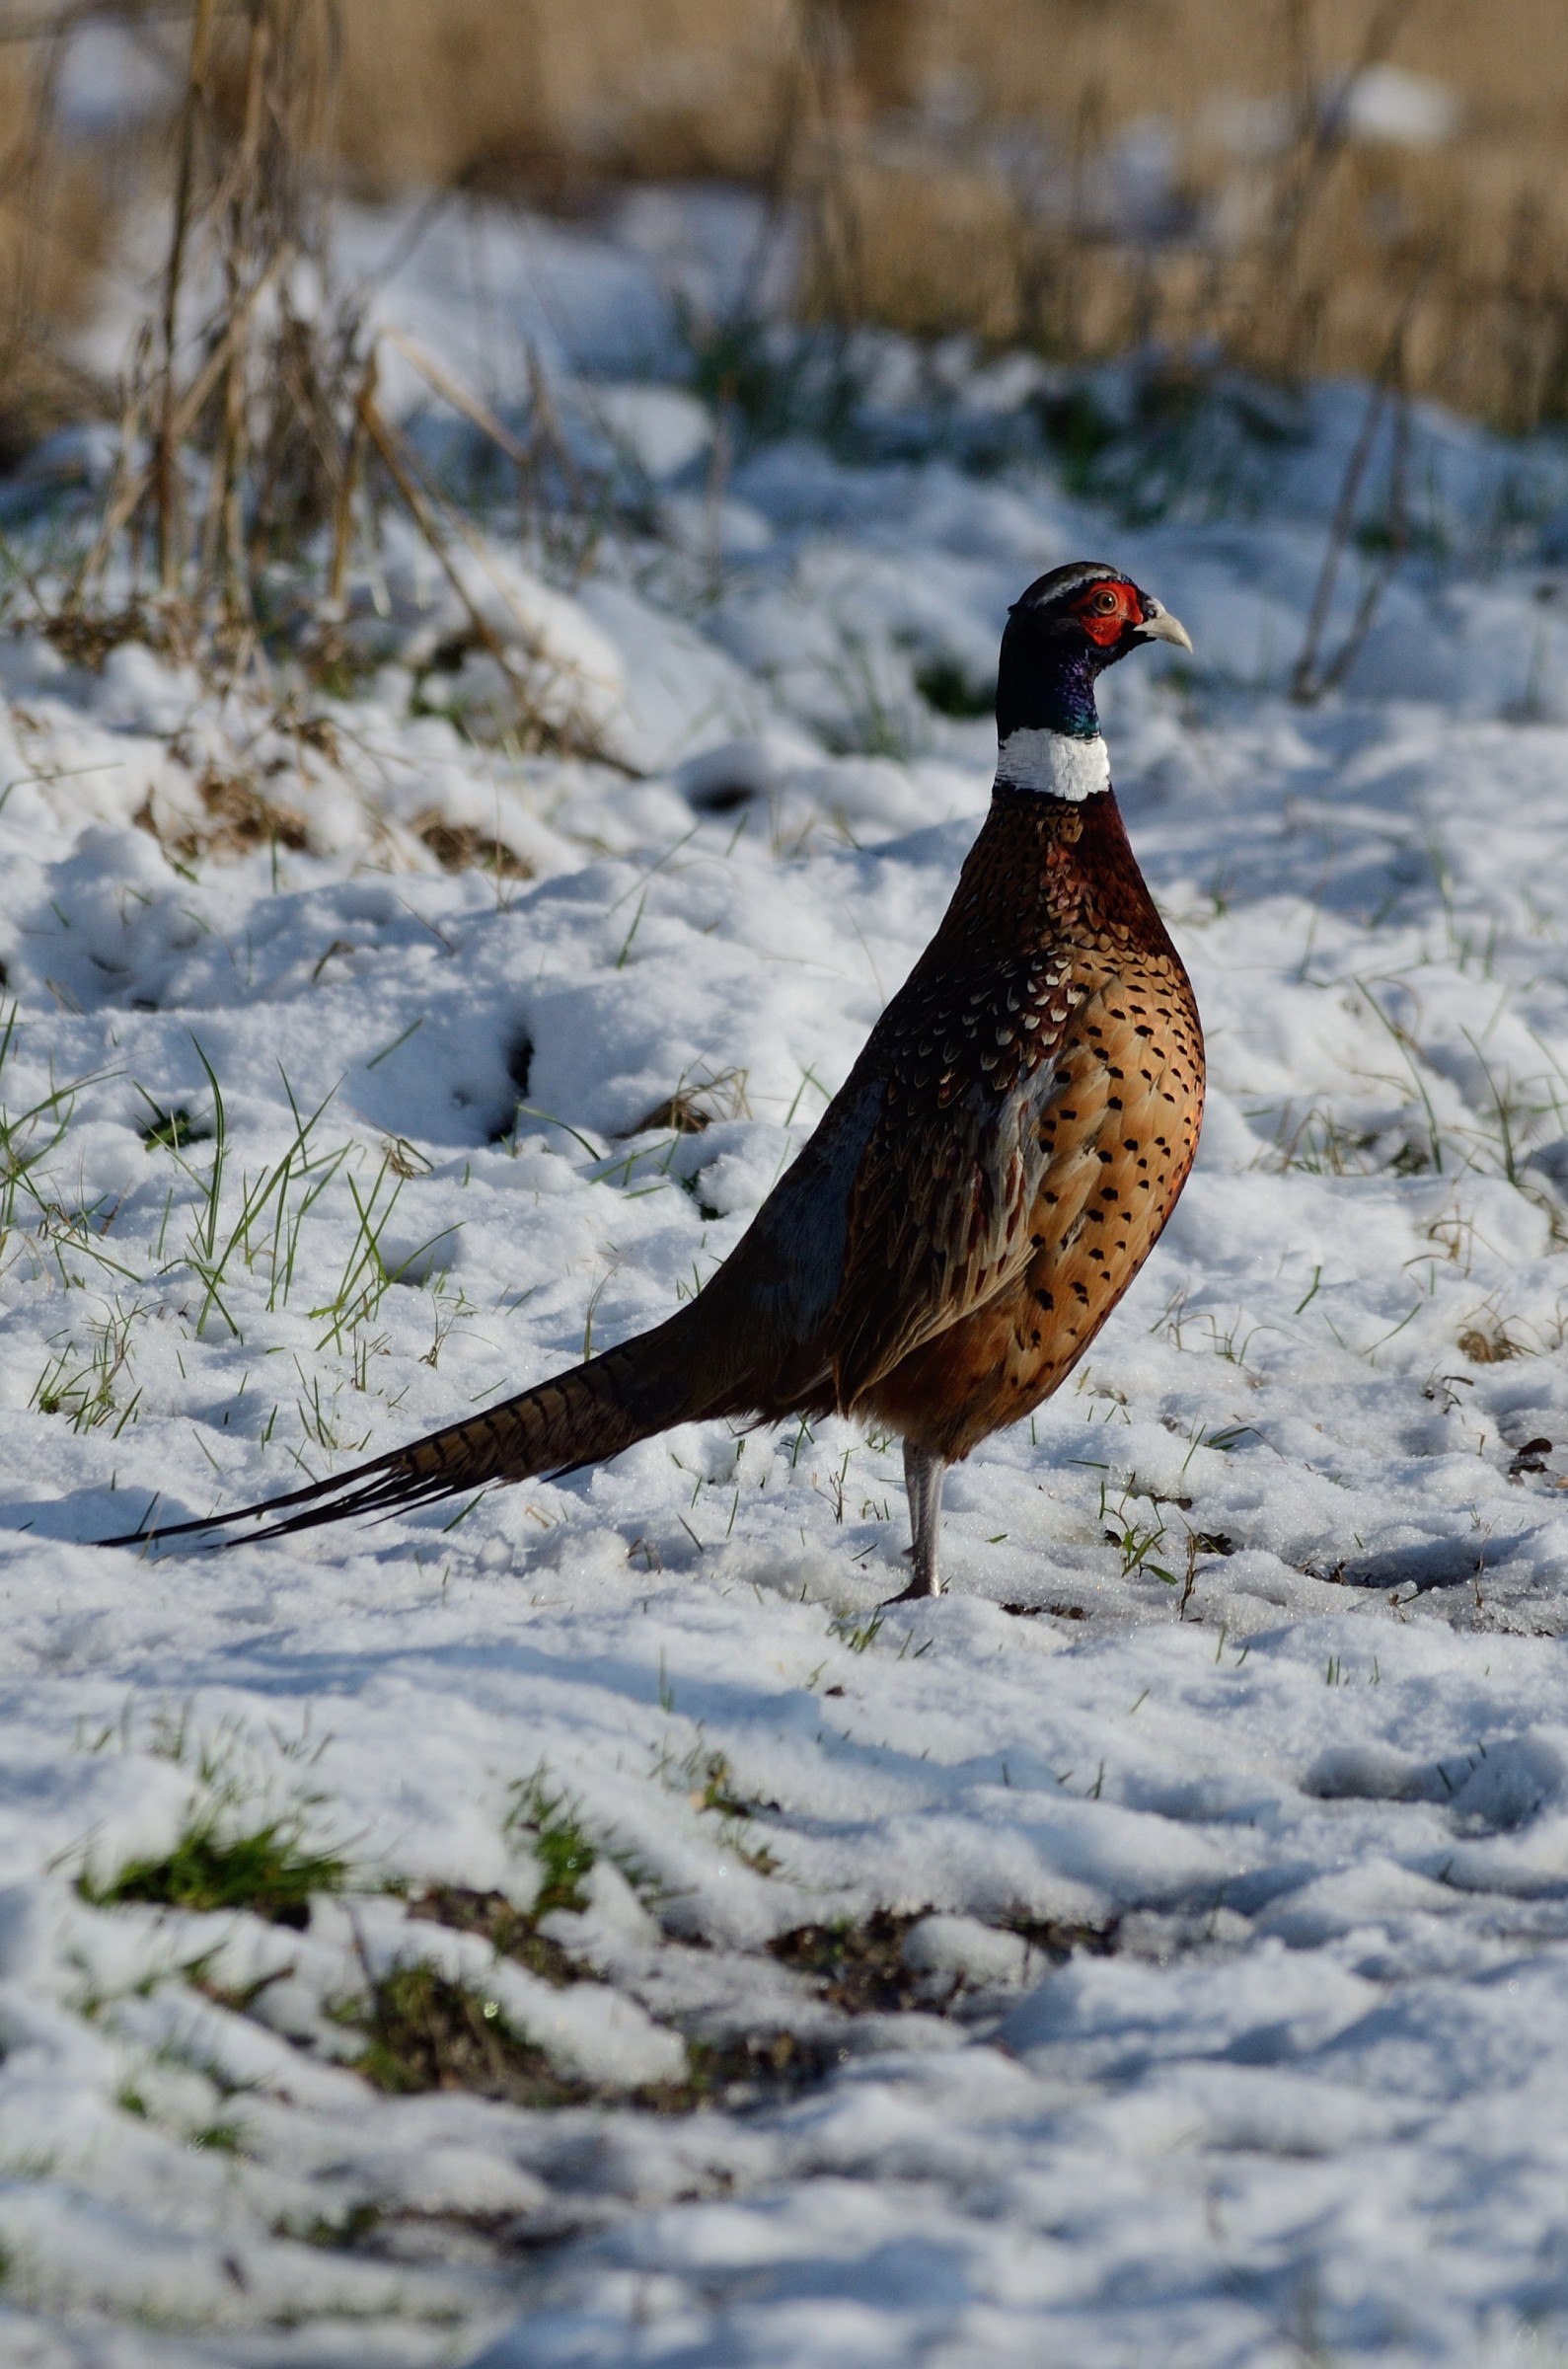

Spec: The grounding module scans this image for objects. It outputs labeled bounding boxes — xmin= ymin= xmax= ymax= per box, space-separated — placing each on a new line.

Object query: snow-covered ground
xmin=5 ymin=193 xmax=1568 ymax=2365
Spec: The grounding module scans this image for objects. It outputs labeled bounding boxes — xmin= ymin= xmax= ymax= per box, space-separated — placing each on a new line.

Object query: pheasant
xmin=107 ymin=562 xmax=1204 ymax=1597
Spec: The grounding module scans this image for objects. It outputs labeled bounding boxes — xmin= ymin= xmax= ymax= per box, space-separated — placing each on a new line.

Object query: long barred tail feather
xmin=100 ymin=1302 xmax=757 ymax=1552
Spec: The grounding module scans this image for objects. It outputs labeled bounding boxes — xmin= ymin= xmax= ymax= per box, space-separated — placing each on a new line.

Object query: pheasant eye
xmin=1089 ymin=588 xmax=1120 ymax=613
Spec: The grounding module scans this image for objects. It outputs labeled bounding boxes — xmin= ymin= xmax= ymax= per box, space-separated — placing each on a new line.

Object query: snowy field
xmin=6 ymin=194 xmax=1568 ymax=2365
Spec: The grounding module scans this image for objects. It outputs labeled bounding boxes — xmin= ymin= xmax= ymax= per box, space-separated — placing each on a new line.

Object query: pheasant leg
xmin=886 ymin=1440 xmax=946 ymax=1602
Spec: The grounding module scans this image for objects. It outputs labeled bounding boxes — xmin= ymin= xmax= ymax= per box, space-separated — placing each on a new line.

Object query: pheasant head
xmin=995 ymin=561 xmax=1191 ymax=800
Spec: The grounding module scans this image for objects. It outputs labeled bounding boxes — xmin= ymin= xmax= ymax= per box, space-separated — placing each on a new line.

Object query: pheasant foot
xmin=883 ymin=1441 xmax=945 ymax=1603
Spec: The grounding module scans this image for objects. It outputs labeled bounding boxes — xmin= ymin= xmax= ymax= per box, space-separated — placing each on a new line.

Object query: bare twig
xmin=379 ymin=325 xmax=532 ymax=470
xmin=1307 ymin=387 xmax=1411 ymax=700
xmin=155 ymin=0 xmax=217 ymax=591
xmin=1292 ymin=274 xmax=1425 ymax=702
xmin=327 ymin=344 xmax=376 ymax=609
xmin=77 ymin=241 xmax=294 ymax=590
xmin=209 ymin=0 xmax=270 ymax=622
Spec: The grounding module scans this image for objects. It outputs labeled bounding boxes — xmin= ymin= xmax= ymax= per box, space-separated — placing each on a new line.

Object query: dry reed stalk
xmin=156 ymin=0 xmax=217 ymax=590
xmin=76 ymin=240 xmax=294 ymax=590
xmin=327 ymin=344 xmax=375 ymax=611
xmin=1291 ymin=341 xmax=1412 ymax=700
xmin=210 ymin=0 xmax=271 ymax=623
xmin=379 ymin=326 xmax=533 ymax=471
xmin=67 ymin=0 xmax=357 ymax=660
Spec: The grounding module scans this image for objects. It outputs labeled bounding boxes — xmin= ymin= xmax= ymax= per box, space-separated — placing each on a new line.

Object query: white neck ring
xmin=996 ymin=727 xmax=1110 ymax=802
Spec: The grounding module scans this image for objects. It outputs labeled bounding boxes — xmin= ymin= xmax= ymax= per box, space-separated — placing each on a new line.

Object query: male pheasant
xmin=108 ymin=562 xmax=1205 ymax=1596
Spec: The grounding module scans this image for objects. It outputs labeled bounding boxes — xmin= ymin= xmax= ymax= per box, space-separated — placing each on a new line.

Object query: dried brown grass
xmin=790 ymin=0 xmax=1568 ymax=428
xmin=0 ymin=28 xmax=114 ymax=458
xmin=328 ymin=0 xmax=1568 ymax=427
xmin=333 ymin=0 xmax=799 ymax=195
xmin=7 ymin=0 xmax=1568 ymax=444
xmin=48 ymin=2 xmax=628 ymax=763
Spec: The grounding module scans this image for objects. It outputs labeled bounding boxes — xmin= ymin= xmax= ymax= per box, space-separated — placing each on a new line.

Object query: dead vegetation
xmin=411 ymin=814 xmax=534 ymax=878
xmin=626 ymin=1068 xmax=751 ymax=1136
xmin=325 ymin=0 xmax=1568 ymax=431
xmin=174 ymin=766 xmax=310 ymax=864
xmin=0 ymin=12 xmax=115 ymax=460
xmin=351 ymin=1961 xmax=591 ymax=2106
xmin=782 ymin=0 xmax=1568 ymax=430
xmin=409 ymin=1882 xmax=586 ymax=1988
xmin=341 ymin=1894 xmax=1116 ymax=2116
xmin=3 ymin=2 xmax=1568 ymax=450
xmin=1458 ymin=1322 xmax=1523 ymax=1364
xmin=768 ymin=1909 xmax=928 ymax=2015
xmin=3 ymin=0 xmax=632 ymax=811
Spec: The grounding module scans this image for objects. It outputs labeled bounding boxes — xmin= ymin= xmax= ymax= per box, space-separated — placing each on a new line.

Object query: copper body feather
xmin=840 ymin=789 xmax=1203 ymax=1460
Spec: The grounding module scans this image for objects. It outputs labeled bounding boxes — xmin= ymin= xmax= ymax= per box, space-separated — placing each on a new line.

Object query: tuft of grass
xmin=830 ymin=1610 xmax=885 ymax=1654
xmin=1459 ymin=1324 xmax=1523 ymax=1364
xmin=1036 ymin=387 xmax=1123 ymax=493
xmin=820 ymin=632 xmax=919 ymax=761
xmin=309 ymin=1147 xmax=425 ymax=1352
xmin=31 ymin=1305 xmax=141 ymax=1435
xmin=137 ymin=1102 xmax=212 ymax=1153
xmin=350 ymin=1963 xmax=588 ymax=2106
xmin=681 ymin=1745 xmax=783 ymax=1877
xmin=1004 ymin=1912 xmax=1117 ymax=1960
xmin=654 ymin=2026 xmax=847 ymax=2112
xmin=0 ymin=1016 xmax=122 ymax=1256
xmin=631 ymin=1090 xmax=711 ymax=1137
xmin=508 ymin=1775 xmax=596 ymax=1918
xmin=190 ymin=2118 xmax=247 ymax=2154
xmin=290 ymin=2201 xmax=383 ymax=2252
xmin=173 ymin=772 xmax=311 ymax=869
xmin=174 ymin=1054 xmax=347 ymax=1341
xmin=688 ymin=1748 xmax=776 ymax=1823
xmin=82 ymin=1816 xmax=347 ymax=1931
xmin=1102 ymin=1510 xmax=1178 ymax=1588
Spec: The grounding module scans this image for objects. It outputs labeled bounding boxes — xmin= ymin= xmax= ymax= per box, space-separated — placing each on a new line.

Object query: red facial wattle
xmin=1072 ymin=579 xmax=1143 ymax=648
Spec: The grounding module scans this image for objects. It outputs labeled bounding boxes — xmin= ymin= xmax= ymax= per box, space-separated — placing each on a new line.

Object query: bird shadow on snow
xmin=0 ymin=1490 xmax=176 ymax=1548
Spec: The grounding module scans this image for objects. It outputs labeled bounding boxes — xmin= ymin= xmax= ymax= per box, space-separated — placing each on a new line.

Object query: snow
xmin=3 ymin=191 xmax=1568 ymax=2362
xmin=1333 ymin=65 xmax=1460 ymax=149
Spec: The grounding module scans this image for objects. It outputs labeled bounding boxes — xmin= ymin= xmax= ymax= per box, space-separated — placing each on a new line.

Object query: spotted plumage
xmin=105 ymin=561 xmax=1206 ymax=1598
xmin=849 ymin=788 xmax=1203 ymax=1472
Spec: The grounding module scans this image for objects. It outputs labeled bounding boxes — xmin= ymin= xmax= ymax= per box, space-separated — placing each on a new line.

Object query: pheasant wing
xmin=827 ymin=952 xmax=1083 ymax=1406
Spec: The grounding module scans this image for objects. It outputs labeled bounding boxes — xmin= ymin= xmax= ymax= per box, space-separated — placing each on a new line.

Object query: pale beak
xmin=1135 ymin=596 xmax=1194 ymax=654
